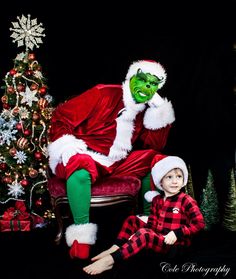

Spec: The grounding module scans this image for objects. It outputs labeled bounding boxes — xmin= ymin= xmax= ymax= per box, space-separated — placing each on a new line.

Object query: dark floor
xmin=1 ymin=205 xmax=236 ymax=279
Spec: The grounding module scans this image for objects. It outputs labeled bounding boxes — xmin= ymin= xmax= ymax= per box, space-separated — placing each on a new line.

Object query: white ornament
xmin=8 ymin=181 xmax=25 ymax=199
xmin=9 ymin=14 xmax=46 ymax=51
xmin=20 ymin=86 xmax=38 ymax=107
xmin=15 ymin=52 xmax=26 ymax=61
xmin=13 ymin=150 xmax=27 ymax=164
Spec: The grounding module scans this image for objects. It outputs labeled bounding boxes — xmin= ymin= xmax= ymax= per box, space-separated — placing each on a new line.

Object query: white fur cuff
xmin=147 ymin=93 xmax=165 ymax=108
xmin=47 ymin=134 xmax=87 ymax=174
xmin=65 ymin=223 xmax=98 ymax=246
xmin=136 ymin=215 xmax=148 ymax=223
xmin=144 ymin=191 xmax=160 ymax=202
xmin=144 ymin=98 xmax=175 ymax=130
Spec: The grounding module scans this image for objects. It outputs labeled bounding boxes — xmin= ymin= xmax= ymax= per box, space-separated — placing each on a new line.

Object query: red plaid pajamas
xmin=112 ymin=191 xmax=205 ymax=261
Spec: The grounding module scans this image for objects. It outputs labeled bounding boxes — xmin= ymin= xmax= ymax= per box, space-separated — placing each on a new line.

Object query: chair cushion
xmin=47 ymin=176 xmax=141 ymax=198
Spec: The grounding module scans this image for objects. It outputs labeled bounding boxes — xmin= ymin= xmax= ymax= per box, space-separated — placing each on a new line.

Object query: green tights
xmin=141 ymin=172 xmax=152 ymax=215
xmin=66 ymin=169 xmax=91 ymax=224
xmin=66 ymin=169 xmax=152 ymax=225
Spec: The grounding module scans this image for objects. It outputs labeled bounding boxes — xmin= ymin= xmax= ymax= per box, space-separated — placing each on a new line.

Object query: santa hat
xmin=144 ymin=154 xmax=188 ymax=202
xmin=125 ymin=60 xmax=167 ymax=89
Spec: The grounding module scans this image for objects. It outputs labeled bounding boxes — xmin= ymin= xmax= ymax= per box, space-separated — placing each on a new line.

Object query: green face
xmin=129 ymin=69 xmax=161 ymax=103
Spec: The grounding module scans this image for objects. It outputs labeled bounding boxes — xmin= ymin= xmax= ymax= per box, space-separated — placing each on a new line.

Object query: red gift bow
xmin=2 ymin=201 xmax=30 ymax=221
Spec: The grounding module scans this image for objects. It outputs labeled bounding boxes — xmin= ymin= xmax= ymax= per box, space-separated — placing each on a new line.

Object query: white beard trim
xmin=144 ymin=190 xmax=160 ymax=202
xmin=47 ymin=134 xmax=87 ymax=174
xmin=108 ymin=109 xmax=135 ymax=160
xmin=108 ymin=81 xmax=145 ymax=160
xmin=65 ymin=223 xmax=98 ymax=246
xmin=125 ymin=60 xmax=167 ymax=89
xmin=144 ymin=98 xmax=175 ymax=130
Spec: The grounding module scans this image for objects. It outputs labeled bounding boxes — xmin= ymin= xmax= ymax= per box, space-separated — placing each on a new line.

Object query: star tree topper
xmin=9 ymin=14 xmax=46 ymax=51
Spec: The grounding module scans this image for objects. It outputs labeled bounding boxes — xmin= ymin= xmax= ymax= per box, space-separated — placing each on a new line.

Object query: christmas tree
xmin=185 ymin=164 xmax=195 ymax=199
xmin=222 ymin=168 xmax=236 ymax=231
xmin=0 ymin=15 xmax=54 ymax=228
xmin=200 ymin=169 xmax=220 ymax=230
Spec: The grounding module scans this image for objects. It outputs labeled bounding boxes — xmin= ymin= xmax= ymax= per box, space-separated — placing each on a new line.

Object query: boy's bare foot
xmin=91 ymin=244 xmax=119 ymax=261
xmin=83 ymin=255 xmax=114 ymax=275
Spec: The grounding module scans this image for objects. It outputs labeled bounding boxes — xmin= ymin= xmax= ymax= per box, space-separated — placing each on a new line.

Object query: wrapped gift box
xmin=0 ymin=219 xmax=31 ymax=232
xmin=0 ymin=201 xmax=31 ymax=232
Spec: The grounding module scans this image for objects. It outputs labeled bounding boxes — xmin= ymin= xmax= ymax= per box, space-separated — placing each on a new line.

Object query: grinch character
xmin=48 ymin=60 xmax=175 ymax=259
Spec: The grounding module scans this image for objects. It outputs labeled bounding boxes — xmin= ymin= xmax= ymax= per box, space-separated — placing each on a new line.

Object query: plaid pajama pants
xmin=112 ymin=215 xmax=169 ymax=261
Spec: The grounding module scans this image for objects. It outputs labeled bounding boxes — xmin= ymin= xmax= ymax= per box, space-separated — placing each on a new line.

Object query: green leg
xmin=141 ymin=172 xmax=152 ymax=215
xmin=66 ymin=169 xmax=91 ymax=224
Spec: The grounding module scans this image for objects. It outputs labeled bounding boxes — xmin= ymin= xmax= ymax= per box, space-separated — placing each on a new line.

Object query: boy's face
xmin=161 ymin=168 xmax=184 ymax=197
xmin=129 ymin=69 xmax=160 ymax=103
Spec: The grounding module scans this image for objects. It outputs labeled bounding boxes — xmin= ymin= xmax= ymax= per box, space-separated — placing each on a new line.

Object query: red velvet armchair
xmin=47 ymin=175 xmax=141 ymax=245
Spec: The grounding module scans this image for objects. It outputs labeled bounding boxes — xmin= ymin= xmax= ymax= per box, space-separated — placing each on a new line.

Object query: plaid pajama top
xmin=111 ymin=191 xmax=205 ymax=261
xmin=146 ymin=191 xmax=205 ymax=246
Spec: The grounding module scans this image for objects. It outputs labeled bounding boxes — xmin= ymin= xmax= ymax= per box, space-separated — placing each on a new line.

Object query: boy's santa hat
xmin=125 ymin=60 xmax=167 ymax=89
xmin=145 ymin=154 xmax=188 ymax=202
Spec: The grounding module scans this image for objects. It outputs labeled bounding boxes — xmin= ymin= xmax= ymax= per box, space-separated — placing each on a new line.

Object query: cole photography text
xmin=160 ymin=262 xmax=231 ymax=277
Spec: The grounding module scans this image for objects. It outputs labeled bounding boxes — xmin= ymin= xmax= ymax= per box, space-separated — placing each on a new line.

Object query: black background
xmin=1 ymin=1 xmax=235 ymax=193
xmin=0 ymin=1 xmax=235 ymax=210
xmin=0 ymin=2 xmax=236 ymax=278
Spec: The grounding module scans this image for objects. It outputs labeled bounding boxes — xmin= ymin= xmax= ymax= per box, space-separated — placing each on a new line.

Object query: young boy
xmin=83 ymin=154 xmax=205 ymax=275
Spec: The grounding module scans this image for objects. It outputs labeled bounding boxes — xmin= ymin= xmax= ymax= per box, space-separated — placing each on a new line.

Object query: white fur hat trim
xmin=125 ymin=60 xmax=167 ymax=89
xmin=151 ymin=156 xmax=188 ymax=191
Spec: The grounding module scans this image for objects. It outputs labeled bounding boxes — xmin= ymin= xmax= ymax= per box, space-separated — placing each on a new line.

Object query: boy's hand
xmin=163 ymin=231 xmax=177 ymax=245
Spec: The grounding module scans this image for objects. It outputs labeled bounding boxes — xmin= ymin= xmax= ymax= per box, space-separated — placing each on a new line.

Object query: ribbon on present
xmin=1 ymin=201 xmax=30 ymax=221
xmin=10 ymin=220 xmax=22 ymax=231
xmin=0 ymin=219 xmax=31 ymax=232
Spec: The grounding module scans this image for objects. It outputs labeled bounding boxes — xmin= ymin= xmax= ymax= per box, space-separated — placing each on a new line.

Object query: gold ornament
xmin=29 ymin=169 xmax=38 ymax=178
xmin=41 ymin=107 xmax=54 ymax=120
xmin=1 ymin=95 xmax=8 ymax=103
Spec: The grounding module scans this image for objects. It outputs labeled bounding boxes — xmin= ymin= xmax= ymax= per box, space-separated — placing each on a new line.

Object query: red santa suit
xmin=48 ymin=82 xmax=175 ymax=181
xmin=47 ymin=60 xmax=175 ymax=258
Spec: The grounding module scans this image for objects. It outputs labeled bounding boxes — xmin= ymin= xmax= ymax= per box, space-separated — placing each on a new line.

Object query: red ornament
xmin=3 ymin=103 xmax=10 ymax=109
xmin=3 ymin=176 xmax=13 ymax=184
xmin=30 ymin=83 xmax=38 ymax=91
xmin=38 ymin=86 xmax=47 ymax=96
xmin=32 ymin=112 xmax=40 ymax=121
xmin=24 ymin=129 xmax=31 ymax=136
xmin=25 ymin=70 xmax=33 ymax=76
xmin=34 ymin=151 xmax=42 ymax=160
xmin=20 ymin=179 xmax=30 ymax=187
xmin=7 ymin=86 xmax=15 ymax=94
xmin=16 ymin=84 xmax=25 ymax=92
xmin=0 ymin=162 xmax=8 ymax=170
xmin=28 ymin=53 xmax=35 ymax=60
xmin=41 ymin=137 xmax=47 ymax=143
xmin=12 ymin=107 xmax=19 ymax=116
xmin=16 ymin=123 xmax=23 ymax=131
xmin=29 ymin=169 xmax=38 ymax=178
xmin=9 ymin=148 xmax=17 ymax=156
xmin=9 ymin=69 xmax=17 ymax=75
xmin=35 ymin=198 xmax=42 ymax=206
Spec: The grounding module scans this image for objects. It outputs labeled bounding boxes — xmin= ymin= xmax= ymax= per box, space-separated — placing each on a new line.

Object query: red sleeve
xmin=49 ymin=86 xmax=101 ymax=141
xmin=140 ymin=124 xmax=172 ymax=151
